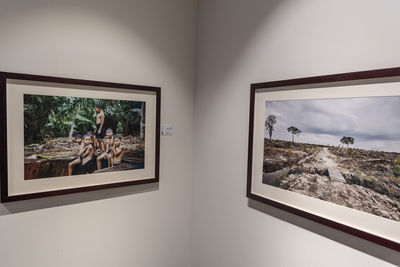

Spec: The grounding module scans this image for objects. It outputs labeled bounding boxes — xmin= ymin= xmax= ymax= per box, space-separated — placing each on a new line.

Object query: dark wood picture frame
xmin=0 ymin=72 xmax=161 ymax=202
xmin=247 ymin=67 xmax=400 ymax=252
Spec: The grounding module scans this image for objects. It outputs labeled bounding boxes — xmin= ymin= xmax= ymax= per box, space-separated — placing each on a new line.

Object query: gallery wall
xmin=1 ymin=0 xmax=400 ymax=266
xmin=0 ymin=0 xmax=196 ymax=266
xmin=193 ymin=0 xmax=400 ymax=266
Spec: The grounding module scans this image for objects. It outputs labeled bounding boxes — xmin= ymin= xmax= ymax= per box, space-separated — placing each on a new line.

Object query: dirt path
xmin=313 ymin=147 xmax=346 ymax=183
xmin=316 ymin=147 xmax=337 ymax=167
xmin=263 ymin=147 xmax=347 ymax=185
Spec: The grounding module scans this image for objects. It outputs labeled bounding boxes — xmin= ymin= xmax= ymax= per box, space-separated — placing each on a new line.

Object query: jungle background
xmin=23 ymin=94 xmax=146 ymax=179
xmin=24 ymin=94 xmax=145 ymax=145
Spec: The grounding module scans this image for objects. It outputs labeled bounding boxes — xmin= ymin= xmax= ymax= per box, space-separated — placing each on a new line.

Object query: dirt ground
xmin=24 ymin=135 xmax=144 ymax=159
xmin=263 ymin=139 xmax=400 ymax=221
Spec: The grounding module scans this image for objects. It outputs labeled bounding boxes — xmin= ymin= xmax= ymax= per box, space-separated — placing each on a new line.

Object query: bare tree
xmin=265 ymin=114 xmax=277 ymax=140
xmin=287 ymin=126 xmax=301 ymax=142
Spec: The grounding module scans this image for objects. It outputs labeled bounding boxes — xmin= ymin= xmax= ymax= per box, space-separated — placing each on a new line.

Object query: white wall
xmin=193 ymin=1 xmax=400 ymax=267
xmin=1 ymin=1 xmax=400 ymax=266
xmin=0 ymin=0 xmax=196 ymax=266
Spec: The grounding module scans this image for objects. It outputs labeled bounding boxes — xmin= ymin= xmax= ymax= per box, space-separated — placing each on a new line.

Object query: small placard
xmin=161 ymin=125 xmax=173 ymax=136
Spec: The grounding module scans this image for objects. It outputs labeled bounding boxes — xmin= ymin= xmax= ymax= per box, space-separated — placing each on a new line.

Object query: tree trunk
xmin=68 ymin=122 xmax=76 ymax=139
xmin=140 ymin=102 xmax=145 ymax=138
xmin=68 ymin=105 xmax=81 ymax=138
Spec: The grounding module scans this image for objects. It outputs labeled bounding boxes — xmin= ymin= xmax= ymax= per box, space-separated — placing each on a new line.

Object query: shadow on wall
xmin=0 ymin=0 xmax=194 ymax=83
xmin=248 ymin=199 xmax=400 ymax=266
xmin=197 ymin=0 xmax=285 ymax=85
xmin=0 ymin=0 xmax=189 ymax=215
xmin=0 ymin=183 xmax=159 ymax=216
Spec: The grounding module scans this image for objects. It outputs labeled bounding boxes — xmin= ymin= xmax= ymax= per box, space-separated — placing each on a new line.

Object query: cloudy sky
xmin=264 ymin=96 xmax=400 ymax=153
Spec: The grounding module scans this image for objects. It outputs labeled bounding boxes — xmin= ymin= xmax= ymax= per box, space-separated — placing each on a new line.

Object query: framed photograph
xmin=247 ymin=67 xmax=400 ymax=251
xmin=0 ymin=72 xmax=160 ymax=202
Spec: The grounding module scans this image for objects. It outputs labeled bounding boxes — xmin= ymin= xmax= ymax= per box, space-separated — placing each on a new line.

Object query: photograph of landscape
xmin=263 ymin=96 xmax=400 ymax=221
xmin=24 ymin=94 xmax=146 ymax=180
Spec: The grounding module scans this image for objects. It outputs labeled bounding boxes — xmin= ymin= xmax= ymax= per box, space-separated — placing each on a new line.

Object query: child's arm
xmin=113 ymin=146 xmax=124 ymax=157
xmin=78 ymin=145 xmax=85 ymax=155
xmin=82 ymin=145 xmax=93 ymax=157
xmin=98 ymin=113 xmax=105 ymax=134
xmin=80 ymin=146 xmax=88 ymax=155
xmin=105 ymin=140 xmax=110 ymax=153
xmin=120 ymin=146 xmax=125 ymax=158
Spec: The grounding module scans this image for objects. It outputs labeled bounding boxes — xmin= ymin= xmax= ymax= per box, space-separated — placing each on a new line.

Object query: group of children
xmin=67 ymin=128 xmax=125 ymax=175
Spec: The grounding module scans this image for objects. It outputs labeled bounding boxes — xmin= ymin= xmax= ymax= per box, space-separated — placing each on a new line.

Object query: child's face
xmin=84 ymin=137 xmax=92 ymax=145
xmin=75 ymin=138 xmax=82 ymax=144
xmin=106 ymin=130 xmax=113 ymax=137
xmin=114 ymin=139 xmax=121 ymax=146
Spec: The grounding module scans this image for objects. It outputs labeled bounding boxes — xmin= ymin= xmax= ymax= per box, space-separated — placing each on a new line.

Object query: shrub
xmin=392 ymin=165 xmax=400 ymax=177
xmin=388 ymin=176 xmax=400 ymax=183
xmin=348 ymin=149 xmax=355 ymax=157
xmin=355 ymin=170 xmax=377 ymax=183
xmin=363 ymin=175 xmax=377 ymax=183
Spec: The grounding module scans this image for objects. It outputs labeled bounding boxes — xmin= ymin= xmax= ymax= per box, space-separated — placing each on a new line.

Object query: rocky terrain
xmin=24 ymin=136 xmax=145 ymax=179
xmin=263 ymin=139 xmax=400 ymax=221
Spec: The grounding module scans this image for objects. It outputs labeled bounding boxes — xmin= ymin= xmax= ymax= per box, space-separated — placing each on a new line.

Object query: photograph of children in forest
xmin=24 ymin=94 xmax=146 ymax=180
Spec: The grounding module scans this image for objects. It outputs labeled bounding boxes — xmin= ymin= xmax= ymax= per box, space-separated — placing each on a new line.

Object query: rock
xmin=328 ymin=168 xmax=346 ymax=183
xmin=350 ymin=173 xmax=362 ymax=185
xmin=262 ymin=168 xmax=290 ymax=186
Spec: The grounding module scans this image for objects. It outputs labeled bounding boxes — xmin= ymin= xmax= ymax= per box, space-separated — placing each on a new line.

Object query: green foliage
xmin=24 ymin=95 xmax=63 ymax=145
xmin=355 ymin=170 xmax=377 ymax=183
xmin=104 ymin=100 xmax=144 ymax=137
xmin=348 ymin=149 xmax=355 ymax=158
xmin=24 ymin=95 xmax=145 ymax=145
xmin=388 ymin=176 xmax=400 ymax=183
xmin=393 ymin=165 xmax=400 ymax=178
xmin=392 ymin=158 xmax=400 ymax=178
xmin=45 ymin=96 xmax=96 ymax=139
xmin=363 ymin=175 xmax=377 ymax=183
